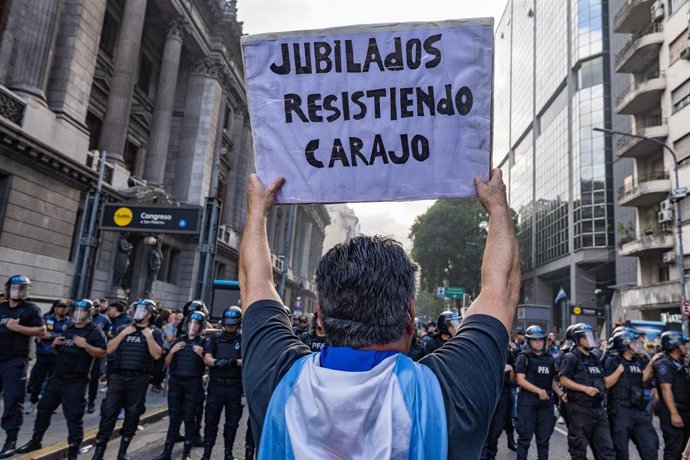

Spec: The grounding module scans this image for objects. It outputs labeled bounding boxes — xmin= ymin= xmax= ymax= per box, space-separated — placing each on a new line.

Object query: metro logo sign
xmin=101 ymin=204 xmax=201 ymax=234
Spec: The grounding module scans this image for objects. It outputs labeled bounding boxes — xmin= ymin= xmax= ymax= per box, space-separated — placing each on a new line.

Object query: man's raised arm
xmin=239 ymin=174 xmax=285 ymax=312
xmin=465 ymin=169 xmax=520 ymax=332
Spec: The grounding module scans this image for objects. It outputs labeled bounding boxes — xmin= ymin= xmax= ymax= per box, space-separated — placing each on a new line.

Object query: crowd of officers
xmin=0 ymin=275 xmax=251 ymax=460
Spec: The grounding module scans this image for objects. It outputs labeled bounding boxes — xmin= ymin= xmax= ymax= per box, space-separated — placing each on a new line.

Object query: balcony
xmin=619 ymin=229 xmax=674 ymax=257
xmin=619 ymin=280 xmax=681 ymax=311
xmin=616 ymin=119 xmax=668 ymax=157
xmin=618 ymin=171 xmax=670 ymax=207
xmin=613 ymin=0 xmax=654 ymax=34
xmin=616 ymin=72 xmax=665 ymax=115
xmin=616 ymin=23 xmax=663 ymax=73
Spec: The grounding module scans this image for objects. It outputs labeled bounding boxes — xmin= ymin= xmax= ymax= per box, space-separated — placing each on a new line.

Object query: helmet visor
xmin=71 ymin=308 xmax=90 ymax=324
xmin=628 ymin=338 xmax=644 ymax=355
xmin=447 ymin=318 xmax=462 ymax=333
xmin=132 ymin=304 xmax=150 ymax=322
xmin=9 ymin=284 xmax=29 ymax=300
xmin=187 ymin=318 xmax=203 ymax=336
xmin=578 ymin=331 xmax=597 ymax=350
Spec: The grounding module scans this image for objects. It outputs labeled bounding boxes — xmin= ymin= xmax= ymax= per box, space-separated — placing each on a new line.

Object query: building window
xmin=0 ymin=172 xmax=11 ymax=236
xmin=137 ymin=54 xmax=154 ymax=95
xmin=86 ymin=112 xmax=102 ymax=151
xmin=157 ymin=245 xmax=180 ymax=284
xmin=68 ymin=208 xmax=83 ymax=262
xmin=659 ymin=265 xmax=670 ymax=282
xmin=669 ymin=0 xmax=689 ymax=15
xmin=669 ymin=29 xmax=689 ymax=65
xmin=672 ymin=78 xmax=690 ymax=113
xmin=99 ymin=12 xmax=118 ymax=57
xmin=123 ymin=141 xmax=138 ymax=174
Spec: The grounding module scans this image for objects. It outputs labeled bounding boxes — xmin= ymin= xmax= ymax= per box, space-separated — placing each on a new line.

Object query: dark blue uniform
xmin=654 ymin=353 xmax=690 ymax=460
xmin=560 ymin=348 xmax=615 ymax=460
xmin=603 ymin=354 xmax=658 ymax=460
xmin=27 ymin=313 xmax=71 ymax=404
xmin=88 ymin=312 xmax=111 ymax=407
xmin=104 ymin=313 xmax=131 ymax=382
xmin=167 ymin=335 xmax=206 ymax=447
xmin=481 ymin=350 xmax=514 ymax=460
xmin=32 ymin=323 xmax=106 ymax=450
xmin=515 ymin=350 xmax=556 ymax=460
xmin=300 ymin=332 xmax=326 ymax=353
xmin=203 ymin=331 xmax=253 ymax=456
xmin=0 ymin=300 xmax=43 ymax=440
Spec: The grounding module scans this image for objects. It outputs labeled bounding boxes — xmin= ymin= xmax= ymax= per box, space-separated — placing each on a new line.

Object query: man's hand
xmin=73 ymin=336 xmax=88 ymax=348
xmin=538 ymin=389 xmax=549 ymax=401
xmin=171 ymin=342 xmax=185 ymax=354
xmin=141 ymin=327 xmax=153 ymax=339
xmin=192 ymin=345 xmax=203 ymax=357
xmin=584 ymin=386 xmax=600 ymax=398
xmin=474 ymin=169 xmax=509 ymax=215
xmin=5 ymin=318 xmax=20 ymax=332
xmin=247 ymin=174 xmax=285 ymax=218
xmin=52 ymin=336 xmax=65 ymax=348
xmin=121 ymin=325 xmax=136 ymax=337
xmin=672 ymin=412 xmax=685 ymax=428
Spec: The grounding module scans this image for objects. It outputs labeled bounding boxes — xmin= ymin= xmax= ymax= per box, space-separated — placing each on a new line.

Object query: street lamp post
xmin=594 ymin=127 xmax=688 ymax=335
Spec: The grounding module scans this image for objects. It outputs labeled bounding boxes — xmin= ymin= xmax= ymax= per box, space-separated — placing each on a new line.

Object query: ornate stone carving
xmin=166 ymin=18 xmax=189 ymax=41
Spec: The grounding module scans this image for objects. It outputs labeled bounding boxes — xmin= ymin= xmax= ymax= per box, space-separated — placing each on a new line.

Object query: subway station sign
xmin=101 ymin=204 xmax=201 ymax=234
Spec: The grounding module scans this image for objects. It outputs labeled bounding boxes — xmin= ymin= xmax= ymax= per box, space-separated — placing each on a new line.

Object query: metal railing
xmin=616 ymin=116 xmax=667 ymax=151
xmin=616 ymin=22 xmax=663 ymax=69
xmin=617 ymin=70 xmax=665 ymax=106
xmin=617 ymin=170 xmax=670 ymax=199
xmin=0 ymin=85 xmax=26 ymax=126
xmin=619 ymin=227 xmax=673 ymax=248
xmin=614 ymin=0 xmax=652 ymax=31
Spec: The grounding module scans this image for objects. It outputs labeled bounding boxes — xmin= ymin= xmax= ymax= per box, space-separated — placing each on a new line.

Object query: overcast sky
xmin=238 ymin=0 xmax=508 ymax=249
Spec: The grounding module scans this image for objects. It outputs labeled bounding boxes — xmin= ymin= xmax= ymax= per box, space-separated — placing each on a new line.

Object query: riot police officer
xmin=155 ymin=310 xmax=207 ymax=460
xmin=514 ymin=325 xmax=558 ymax=460
xmin=481 ymin=348 xmax=515 ymax=460
xmin=27 ymin=299 xmax=72 ymax=412
xmin=300 ymin=312 xmax=327 ymax=352
xmin=604 ymin=330 xmax=658 ymax=460
xmin=104 ymin=301 xmax=132 ymax=387
xmin=421 ymin=310 xmax=461 ymax=355
xmin=88 ymin=298 xmax=111 ymax=414
xmin=202 ymin=306 xmax=254 ymax=460
xmin=17 ymin=299 xmax=107 ymax=459
xmin=0 ymin=275 xmax=45 ymax=458
xmin=559 ymin=322 xmax=615 ymax=459
xmin=654 ymin=331 xmax=690 ymax=459
xmin=91 ymin=299 xmax=164 ymax=460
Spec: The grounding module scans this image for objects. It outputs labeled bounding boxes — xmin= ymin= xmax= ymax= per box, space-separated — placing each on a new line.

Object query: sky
xmin=238 ymin=0 xmax=508 ymax=249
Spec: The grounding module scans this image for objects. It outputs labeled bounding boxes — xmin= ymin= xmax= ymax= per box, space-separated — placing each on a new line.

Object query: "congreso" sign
xmin=101 ymin=204 xmax=202 ymax=234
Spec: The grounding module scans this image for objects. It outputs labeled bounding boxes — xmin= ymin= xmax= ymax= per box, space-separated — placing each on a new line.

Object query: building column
xmin=299 ymin=220 xmax=313 ymax=278
xmin=97 ymin=0 xmax=148 ymax=165
xmin=143 ymin=19 xmax=187 ymax=184
xmin=173 ymin=57 xmax=225 ymax=205
xmin=8 ymin=0 xmax=62 ymax=99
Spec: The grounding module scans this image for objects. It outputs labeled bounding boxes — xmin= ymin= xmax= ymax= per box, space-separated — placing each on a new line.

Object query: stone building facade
xmin=0 ymin=0 xmax=328 ymax=311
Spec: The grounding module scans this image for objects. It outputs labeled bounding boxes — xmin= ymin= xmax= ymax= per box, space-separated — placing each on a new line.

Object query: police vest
xmin=0 ymin=300 xmax=42 ymax=359
xmin=113 ymin=326 xmax=156 ymax=372
xmin=655 ymin=355 xmax=690 ymax=410
xmin=170 ymin=336 xmax=205 ymax=378
xmin=38 ymin=314 xmax=72 ymax=355
xmin=423 ymin=333 xmax=446 ymax=355
xmin=564 ymin=349 xmax=606 ymax=406
xmin=518 ymin=351 xmax=555 ymax=404
xmin=54 ymin=323 xmax=105 ymax=377
xmin=207 ymin=332 xmax=242 ymax=380
xmin=606 ymin=355 xmax=646 ymax=409
xmin=303 ymin=334 xmax=326 ymax=353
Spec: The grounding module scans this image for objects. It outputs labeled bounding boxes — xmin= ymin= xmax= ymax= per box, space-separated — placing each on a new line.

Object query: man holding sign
xmin=239 ymin=168 xmax=519 ymax=459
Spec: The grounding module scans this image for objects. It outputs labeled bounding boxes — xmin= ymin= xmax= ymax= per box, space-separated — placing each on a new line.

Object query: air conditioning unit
xmin=659 ymin=209 xmax=673 ymax=223
xmin=663 ymin=251 xmax=676 ymax=263
xmin=651 ymin=0 xmax=664 ymax=22
xmin=681 ymin=47 xmax=690 ymax=61
xmin=661 ymin=198 xmax=673 ymax=211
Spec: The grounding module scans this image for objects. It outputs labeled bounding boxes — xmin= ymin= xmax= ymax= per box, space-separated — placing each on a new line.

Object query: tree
xmin=409 ymin=199 xmax=487 ymax=297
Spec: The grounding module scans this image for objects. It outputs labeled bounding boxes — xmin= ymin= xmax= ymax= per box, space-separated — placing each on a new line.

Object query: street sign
xmin=101 ymin=204 xmax=202 ymax=234
xmin=435 ymin=286 xmax=446 ymax=298
xmin=571 ymin=305 xmax=604 ymax=317
xmin=445 ymin=286 xmax=464 ymax=299
xmin=681 ymin=300 xmax=690 ymax=317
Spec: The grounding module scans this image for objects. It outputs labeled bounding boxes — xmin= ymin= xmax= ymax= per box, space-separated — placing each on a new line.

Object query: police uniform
xmin=93 ymin=324 xmax=164 ymax=455
xmin=559 ymin=348 xmax=615 ymax=460
xmin=481 ymin=350 xmax=515 ymax=460
xmin=88 ymin=311 xmax=111 ymax=409
xmin=0 ymin=299 xmax=43 ymax=446
xmin=515 ymin=349 xmax=556 ymax=460
xmin=27 ymin=322 xmax=106 ymax=454
xmin=421 ymin=332 xmax=445 ymax=355
xmin=203 ymin=330 xmax=252 ymax=458
xmin=27 ymin=312 xmax=71 ymax=405
xmin=301 ymin=332 xmax=327 ymax=353
xmin=603 ymin=353 xmax=658 ymax=460
xmin=166 ymin=335 xmax=206 ymax=449
xmin=654 ymin=353 xmax=690 ymax=459
xmin=104 ymin=313 xmax=132 ymax=383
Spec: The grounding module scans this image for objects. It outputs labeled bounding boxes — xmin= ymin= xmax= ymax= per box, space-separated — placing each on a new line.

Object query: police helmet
xmin=611 ymin=330 xmax=642 ymax=354
xmin=571 ymin=323 xmax=597 ymax=350
xmin=183 ymin=300 xmax=208 ymax=317
xmin=222 ymin=306 xmax=242 ymax=326
xmin=71 ymin=299 xmax=94 ymax=323
xmin=612 ymin=325 xmax=637 ymax=336
xmin=515 ymin=326 xmax=525 ymax=336
xmin=5 ymin=275 xmax=31 ymax=300
xmin=132 ymin=299 xmax=158 ymax=322
xmin=525 ymin=325 xmax=546 ymax=340
xmin=564 ymin=324 xmax=579 ymax=342
xmin=661 ymin=331 xmax=688 ymax=352
xmin=437 ymin=311 xmax=461 ymax=336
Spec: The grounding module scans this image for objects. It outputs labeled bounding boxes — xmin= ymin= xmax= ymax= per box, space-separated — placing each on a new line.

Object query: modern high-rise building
xmin=612 ymin=0 xmax=690 ymax=324
xmin=494 ymin=0 xmax=634 ymax=333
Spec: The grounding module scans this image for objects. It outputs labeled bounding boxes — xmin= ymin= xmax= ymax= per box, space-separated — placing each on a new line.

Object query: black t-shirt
xmin=242 ymin=299 xmax=508 ymax=459
xmin=0 ymin=300 xmax=44 ymax=359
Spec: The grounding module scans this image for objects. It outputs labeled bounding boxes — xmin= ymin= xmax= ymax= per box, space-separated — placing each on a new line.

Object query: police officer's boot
xmin=0 ymin=430 xmax=18 ymax=459
xmin=224 ymin=447 xmax=234 ymax=460
xmin=153 ymin=440 xmax=174 ymax=460
xmin=16 ymin=432 xmax=43 ymax=454
xmin=200 ymin=443 xmax=213 ymax=460
xmin=67 ymin=443 xmax=80 ymax=460
xmin=181 ymin=442 xmax=193 ymax=460
xmin=90 ymin=440 xmax=107 ymax=460
xmin=117 ymin=436 xmax=132 ymax=460
xmin=245 ymin=444 xmax=255 ymax=459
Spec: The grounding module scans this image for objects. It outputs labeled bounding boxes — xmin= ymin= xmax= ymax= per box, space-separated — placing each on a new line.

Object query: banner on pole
xmin=242 ymin=19 xmax=494 ymax=204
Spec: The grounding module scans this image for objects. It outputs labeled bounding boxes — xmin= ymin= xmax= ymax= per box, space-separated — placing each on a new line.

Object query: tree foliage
xmin=409 ymin=199 xmax=487 ymax=297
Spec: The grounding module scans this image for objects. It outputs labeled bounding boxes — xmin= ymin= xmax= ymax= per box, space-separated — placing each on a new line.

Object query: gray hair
xmin=315 ymin=235 xmax=417 ymax=348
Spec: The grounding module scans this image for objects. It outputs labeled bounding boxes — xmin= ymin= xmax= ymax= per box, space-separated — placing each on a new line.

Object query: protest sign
xmin=242 ymin=19 xmax=493 ymax=203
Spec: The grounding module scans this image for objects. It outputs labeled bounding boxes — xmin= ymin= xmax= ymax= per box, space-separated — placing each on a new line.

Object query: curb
xmin=17 ymin=406 xmax=169 ymax=460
